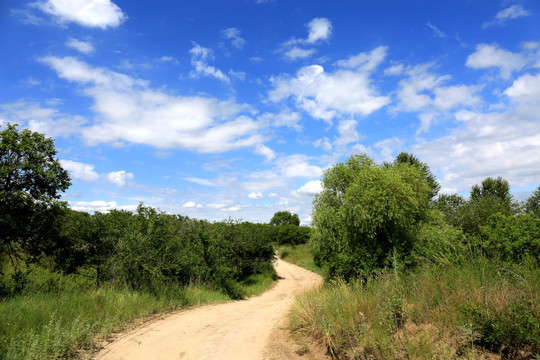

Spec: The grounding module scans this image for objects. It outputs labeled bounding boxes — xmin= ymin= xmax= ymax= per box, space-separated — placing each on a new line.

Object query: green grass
xmin=0 ymin=267 xmax=276 ymax=360
xmin=275 ymin=243 xmax=324 ymax=276
xmin=289 ymin=256 xmax=540 ymax=359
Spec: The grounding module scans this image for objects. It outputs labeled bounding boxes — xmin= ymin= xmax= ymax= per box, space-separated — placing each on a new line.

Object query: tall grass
xmin=276 ymin=243 xmax=324 ymax=276
xmin=289 ymin=256 xmax=540 ymax=359
xmin=0 ymin=267 xmax=275 ymax=360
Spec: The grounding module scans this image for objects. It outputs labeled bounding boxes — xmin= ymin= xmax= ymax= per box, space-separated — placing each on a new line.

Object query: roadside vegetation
xmin=289 ymin=153 xmax=540 ymax=359
xmin=0 ymin=124 xmax=302 ymax=360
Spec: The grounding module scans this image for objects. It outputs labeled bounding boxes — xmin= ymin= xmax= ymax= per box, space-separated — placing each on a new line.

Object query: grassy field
xmin=0 ymin=267 xmax=276 ymax=360
xmin=289 ymin=256 xmax=540 ymax=359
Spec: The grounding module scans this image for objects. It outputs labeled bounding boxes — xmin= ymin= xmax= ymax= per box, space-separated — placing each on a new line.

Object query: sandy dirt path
xmin=95 ymin=258 xmax=323 ymax=360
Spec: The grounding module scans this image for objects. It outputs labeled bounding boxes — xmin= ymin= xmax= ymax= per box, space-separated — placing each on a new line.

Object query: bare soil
xmin=94 ymin=258 xmax=327 ymax=360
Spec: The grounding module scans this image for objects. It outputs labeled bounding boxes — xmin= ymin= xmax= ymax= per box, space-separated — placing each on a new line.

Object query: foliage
xmin=479 ymin=212 xmax=540 ymax=262
xmin=269 ymin=210 xmax=300 ymax=226
xmin=393 ymin=151 xmax=440 ymax=200
xmin=460 ymin=177 xmax=518 ymax=238
xmin=525 ymin=184 xmax=540 ymax=215
xmin=311 ymin=154 xmax=431 ymax=280
xmin=431 ymin=193 xmax=466 ymax=229
xmin=0 ymin=124 xmax=71 ymax=265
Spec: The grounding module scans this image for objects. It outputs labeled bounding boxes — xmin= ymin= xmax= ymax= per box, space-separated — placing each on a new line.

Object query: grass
xmin=275 ymin=243 xmax=324 ymax=276
xmin=0 ymin=267 xmax=276 ymax=360
xmin=289 ymin=256 xmax=540 ymax=359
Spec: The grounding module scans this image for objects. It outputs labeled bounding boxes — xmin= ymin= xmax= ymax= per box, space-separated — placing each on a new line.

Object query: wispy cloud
xmin=66 ymin=38 xmax=94 ymax=54
xmin=189 ymin=43 xmax=230 ymax=83
xmin=482 ymin=4 xmax=530 ymax=28
xmin=222 ymin=28 xmax=246 ymax=49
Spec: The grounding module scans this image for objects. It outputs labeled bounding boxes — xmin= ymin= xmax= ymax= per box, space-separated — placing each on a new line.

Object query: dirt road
xmin=95 ymin=258 xmax=323 ymax=360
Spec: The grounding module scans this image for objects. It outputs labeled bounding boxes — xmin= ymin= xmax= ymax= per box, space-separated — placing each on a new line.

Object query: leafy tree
xmin=431 ymin=193 xmax=466 ymax=229
xmin=393 ymin=152 xmax=440 ymax=199
xmin=269 ymin=211 xmax=300 ymax=226
xmin=311 ymin=154 xmax=431 ymax=280
xmin=0 ymin=124 xmax=71 ymax=265
xmin=461 ymin=177 xmax=517 ymax=238
xmin=525 ymin=184 xmax=540 ymax=215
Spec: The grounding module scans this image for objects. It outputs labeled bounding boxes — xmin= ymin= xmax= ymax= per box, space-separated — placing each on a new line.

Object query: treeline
xmin=1 ymin=204 xmax=315 ymax=299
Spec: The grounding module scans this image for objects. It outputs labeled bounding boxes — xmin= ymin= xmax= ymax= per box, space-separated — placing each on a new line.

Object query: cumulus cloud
xmin=105 ymin=170 xmax=133 ymax=187
xmin=60 ymin=159 xmax=99 ymax=181
xmin=466 ymin=44 xmax=527 ymax=79
xmin=40 ymin=56 xmax=266 ymax=153
xmin=276 ymin=154 xmax=323 ymax=178
xmin=306 ymin=18 xmax=332 ymax=44
xmin=335 ymin=119 xmax=360 ymax=148
xmin=258 ymin=109 xmax=302 ymax=131
xmin=269 ymin=46 xmax=390 ymax=123
xmin=222 ymin=27 xmax=246 ymax=49
xmin=66 ymin=38 xmax=94 ymax=54
xmin=393 ymin=64 xmax=481 ymax=133
xmin=248 ymin=192 xmax=263 ymax=199
xmin=283 ymin=47 xmax=316 ymax=61
xmin=296 ymin=180 xmax=322 ymax=196
xmin=483 ymin=4 xmax=531 ymax=28
xmin=183 ymin=201 xmax=203 ymax=208
xmin=189 ymin=43 xmax=230 ymax=83
xmin=33 ymin=0 xmax=127 ymax=29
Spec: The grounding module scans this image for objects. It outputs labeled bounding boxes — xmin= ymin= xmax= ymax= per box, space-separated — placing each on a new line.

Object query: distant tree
xmin=0 ymin=124 xmax=71 ymax=265
xmin=461 ymin=177 xmax=517 ymax=238
xmin=393 ymin=152 xmax=440 ymax=199
xmin=525 ymin=184 xmax=540 ymax=215
xmin=431 ymin=193 xmax=466 ymax=229
xmin=311 ymin=154 xmax=431 ymax=280
xmin=269 ymin=211 xmax=300 ymax=226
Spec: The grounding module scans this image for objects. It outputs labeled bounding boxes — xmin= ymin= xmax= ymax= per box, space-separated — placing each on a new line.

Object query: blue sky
xmin=1 ymin=0 xmax=539 ymax=223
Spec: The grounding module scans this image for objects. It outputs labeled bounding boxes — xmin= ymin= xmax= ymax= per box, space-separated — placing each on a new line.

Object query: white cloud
xmin=34 ymin=0 xmax=127 ymax=29
xmin=158 ymin=56 xmax=179 ymax=65
xmin=68 ymin=200 xmax=137 ymax=213
xmin=284 ymin=47 xmax=316 ymax=61
xmin=297 ymin=180 xmax=322 ymax=196
xmin=280 ymin=17 xmax=331 ymax=61
xmin=183 ymin=201 xmax=203 ymax=208
xmin=255 ymin=144 xmax=276 ymax=161
xmin=105 ymin=170 xmax=133 ymax=187
xmin=189 ymin=43 xmax=230 ymax=83
xmin=41 ymin=56 xmax=266 ymax=153
xmin=207 ymin=203 xmax=226 ymax=209
xmin=60 ymin=159 xmax=99 ymax=181
xmin=259 ymin=109 xmax=302 ymax=131
xmin=248 ymin=192 xmax=264 ymax=199
xmin=221 ymin=206 xmax=241 ymax=212
xmin=335 ymin=119 xmax=359 ymax=148
xmin=66 ymin=38 xmax=94 ymax=54
xmin=466 ymin=44 xmax=527 ymax=79
xmin=374 ymin=137 xmax=404 ymax=162
xmin=0 ymin=100 xmax=85 ymax=138
xmin=306 ymin=18 xmax=332 ymax=44
xmin=183 ymin=177 xmax=217 ymax=187
xmin=276 ymin=154 xmax=323 ymax=178
xmin=483 ymin=4 xmax=531 ymax=28
xmin=336 ymin=46 xmax=388 ymax=72
xmin=268 ymin=193 xmax=278 ymax=198
xmin=504 ymin=73 xmax=540 ymax=101
xmin=313 ymin=137 xmax=332 ymax=152
xmin=222 ymin=27 xmax=246 ymax=49
xmin=426 ymin=21 xmax=446 ymax=38
xmin=270 ymin=47 xmax=390 ymax=123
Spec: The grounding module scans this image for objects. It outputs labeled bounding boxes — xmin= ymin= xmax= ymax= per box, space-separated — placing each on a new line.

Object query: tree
xmin=525 ymin=184 xmax=540 ymax=215
xmin=311 ymin=154 xmax=431 ymax=280
xmin=461 ymin=177 xmax=517 ymax=238
xmin=0 ymin=124 xmax=71 ymax=265
xmin=269 ymin=211 xmax=300 ymax=226
xmin=393 ymin=152 xmax=440 ymax=200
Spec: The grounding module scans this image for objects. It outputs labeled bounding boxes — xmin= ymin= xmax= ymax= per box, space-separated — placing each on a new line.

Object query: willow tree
xmin=311 ymin=154 xmax=431 ymax=280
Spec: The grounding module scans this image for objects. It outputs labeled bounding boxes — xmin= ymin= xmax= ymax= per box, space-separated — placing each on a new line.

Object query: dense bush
xmin=311 ymin=154 xmax=431 ymax=280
